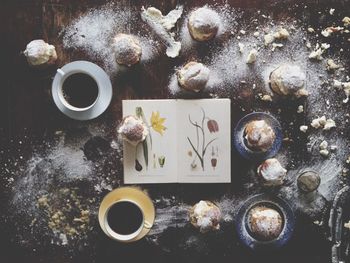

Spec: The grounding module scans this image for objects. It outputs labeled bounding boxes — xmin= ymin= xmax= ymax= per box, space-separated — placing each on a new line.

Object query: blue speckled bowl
xmin=235 ymin=194 xmax=295 ymax=251
xmin=233 ymin=112 xmax=282 ymax=161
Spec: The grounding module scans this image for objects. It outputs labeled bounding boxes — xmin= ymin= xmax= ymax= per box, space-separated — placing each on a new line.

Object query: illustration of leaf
xmin=187 ymin=137 xmax=203 ymax=168
xmin=136 ymin=106 xmax=152 ymax=148
xmin=203 ymin=138 xmax=217 ymax=156
xmin=142 ymin=140 xmax=148 ymax=169
xmin=135 ymin=106 xmax=149 ymax=169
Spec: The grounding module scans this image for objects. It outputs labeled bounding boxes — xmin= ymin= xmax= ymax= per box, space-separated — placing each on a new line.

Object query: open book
xmin=122 ymin=99 xmax=231 ymax=183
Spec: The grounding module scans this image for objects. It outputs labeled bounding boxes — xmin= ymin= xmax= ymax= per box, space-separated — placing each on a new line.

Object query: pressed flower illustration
xmin=150 ymin=111 xmax=167 ymax=135
xmin=207 ymin=119 xmax=219 ymax=133
xmin=187 ymin=108 xmax=217 ymax=171
xmin=134 ymin=107 xmax=167 ymax=172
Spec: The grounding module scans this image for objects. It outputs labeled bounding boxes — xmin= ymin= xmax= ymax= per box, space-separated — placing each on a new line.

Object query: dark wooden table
xmin=1 ymin=0 xmax=350 ymax=262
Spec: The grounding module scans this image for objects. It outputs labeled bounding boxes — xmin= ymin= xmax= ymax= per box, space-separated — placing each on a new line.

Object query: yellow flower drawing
xmin=150 ymin=111 xmax=167 ymax=135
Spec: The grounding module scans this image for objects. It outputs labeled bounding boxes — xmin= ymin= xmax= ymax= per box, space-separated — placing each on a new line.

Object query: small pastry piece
xmin=141 ymin=6 xmax=183 ymax=58
xmin=177 ymin=61 xmax=210 ymax=92
xmin=257 ymin=158 xmax=287 ymax=187
xmin=246 ymin=49 xmax=258 ymax=64
xmin=112 ymin=34 xmax=142 ymax=67
xmin=117 ymin=115 xmax=148 ymax=145
xmin=23 ymin=39 xmax=57 ymax=66
xmin=189 ymin=200 xmax=221 ymax=233
xmin=244 ymin=120 xmax=276 ymax=152
xmin=270 ymin=64 xmax=308 ymax=97
xmin=188 ymin=7 xmax=220 ymax=41
xmin=247 ymin=206 xmax=283 ymax=241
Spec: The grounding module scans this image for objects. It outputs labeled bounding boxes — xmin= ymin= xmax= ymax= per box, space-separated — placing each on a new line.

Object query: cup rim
xmin=103 ymin=199 xmax=145 ymax=242
xmin=58 ymin=70 xmax=100 ymax=112
xmin=52 ymin=60 xmax=113 ymax=121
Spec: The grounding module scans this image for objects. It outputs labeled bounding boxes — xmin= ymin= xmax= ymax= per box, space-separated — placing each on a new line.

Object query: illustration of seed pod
xmin=158 ymin=156 xmax=165 ymax=168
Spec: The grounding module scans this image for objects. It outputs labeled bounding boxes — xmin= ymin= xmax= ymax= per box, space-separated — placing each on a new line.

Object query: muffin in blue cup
xmin=235 ymin=194 xmax=295 ymax=251
xmin=233 ymin=112 xmax=282 ymax=161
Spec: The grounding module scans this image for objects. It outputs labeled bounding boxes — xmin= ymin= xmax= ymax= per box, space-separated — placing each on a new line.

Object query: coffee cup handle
xmin=144 ymin=221 xmax=153 ymax=229
xmin=57 ymin=68 xmax=65 ymax=76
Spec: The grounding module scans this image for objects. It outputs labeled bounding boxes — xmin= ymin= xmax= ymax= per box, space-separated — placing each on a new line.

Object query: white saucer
xmin=52 ymin=61 xmax=112 ymax=120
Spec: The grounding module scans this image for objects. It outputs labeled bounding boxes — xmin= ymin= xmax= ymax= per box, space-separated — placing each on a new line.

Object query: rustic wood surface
xmin=1 ymin=0 xmax=350 ymax=262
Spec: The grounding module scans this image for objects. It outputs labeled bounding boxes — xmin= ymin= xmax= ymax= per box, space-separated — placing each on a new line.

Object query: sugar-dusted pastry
xmin=112 ymin=34 xmax=142 ymax=67
xmin=118 ymin=115 xmax=148 ymax=146
xmin=244 ymin=120 xmax=276 ymax=152
xmin=177 ymin=61 xmax=210 ymax=92
xmin=188 ymin=7 xmax=221 ymax=41
xmin=270 ymin=64 xmax=308 ymax=97
xmin=189 ymin=200 xmax=221 ymax=233
xmin=23 ymin=39 xmax=57 ymax=66
xmin=247 ymin=205 xmax=283 ymax=241
xmin=257 ymin=158 xmax=287 ymax=187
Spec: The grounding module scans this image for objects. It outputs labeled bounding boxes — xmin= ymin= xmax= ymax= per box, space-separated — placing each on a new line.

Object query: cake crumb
xmin=344 ymin=221 xmax=350 ymax=229
xmin=311 ymin=116 xmax=327 ymax=129
xmin=300 ymin=125 xmax=308 ymax=133
xmin=343 ymin=17 xmax=350 ymax=27
xmin=246 ymin=49 xmax=257 ymax=64
xmin=327 ymin=59 xmax=341 ymax=71
xmin=297 ymin=105 xmax=304 ymax=113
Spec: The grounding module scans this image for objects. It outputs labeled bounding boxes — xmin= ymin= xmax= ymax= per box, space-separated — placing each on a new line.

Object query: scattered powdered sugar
xmin=62 ymin=2 xmax=159 ymax=74
xmin=3 ymin=3 xmax=350 ymax=255
xmin=147 ymin=197 xmax=190 ymax=241
xmin=6 ymin=125 xmax=121 ymax=248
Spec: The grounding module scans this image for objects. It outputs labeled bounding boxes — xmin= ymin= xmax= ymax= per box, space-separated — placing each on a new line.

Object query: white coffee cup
xmin=52 ymin=60 xmax=112 ymax=120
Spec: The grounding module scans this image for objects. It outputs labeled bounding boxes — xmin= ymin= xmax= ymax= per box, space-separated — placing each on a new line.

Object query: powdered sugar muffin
xmin=23 ymin=39 xmax=57 ymax=66
xmin=188 ymin=7 xmax=220 ymax=41
xmin=247 ymin=205 xmax=283 ymax=241
xmin=189 ymin=200 xmax=221 ymax=233
xmin=118 ymin=115 xmax=148 ymax=145
xmin=244 ymin=120 xmax=276 ymax=152
xmin=270 ymin=64 xmax=308 ymax=97
xmin=257 ymin=158 xmax=287 ymax=187
xmin=177 ymin=61 xmax=210 ymax=92
xmin=112 ymin=34 xmax=142 ymax=67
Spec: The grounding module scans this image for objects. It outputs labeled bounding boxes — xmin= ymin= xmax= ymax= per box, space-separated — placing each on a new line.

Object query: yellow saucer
xmin=98 ymin=186 xmax=155 ymax=242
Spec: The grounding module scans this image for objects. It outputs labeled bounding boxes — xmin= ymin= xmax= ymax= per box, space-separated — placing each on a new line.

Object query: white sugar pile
xmin=62 ymin=2 xmax=159 ymax=74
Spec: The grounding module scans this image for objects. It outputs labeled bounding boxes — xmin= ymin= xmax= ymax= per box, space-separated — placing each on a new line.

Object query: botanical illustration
xmin=134 ymin=106 xmax=167 ymax=172
xmin=187 ymin=108 xmax=219 ymax=171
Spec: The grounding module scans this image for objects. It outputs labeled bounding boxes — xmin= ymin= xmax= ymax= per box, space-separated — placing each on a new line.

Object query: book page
xmin=176 ymin=99 xmax=231 ymax=183
xmin=122 ymin=100 xmax=177 ymax=184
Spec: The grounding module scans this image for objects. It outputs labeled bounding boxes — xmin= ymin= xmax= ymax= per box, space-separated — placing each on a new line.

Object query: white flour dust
xmin=62 ymin=3 xmax=159 ymax=74
xmin=6 ymin=126 xmax=122 ymax=247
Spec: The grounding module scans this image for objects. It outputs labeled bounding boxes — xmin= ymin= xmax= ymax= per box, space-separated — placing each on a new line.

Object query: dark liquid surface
xmin=62 ymin=73 xmax=98 ymax=108
xmin=107 ymin=201 xmax=143 ymax=235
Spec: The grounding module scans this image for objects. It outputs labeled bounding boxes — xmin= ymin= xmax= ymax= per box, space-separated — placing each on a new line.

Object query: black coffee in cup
xmin=107 ymin=201 xmax=143 ymax=235
xmin=62 ymin=73 xmax=98 ymax=108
